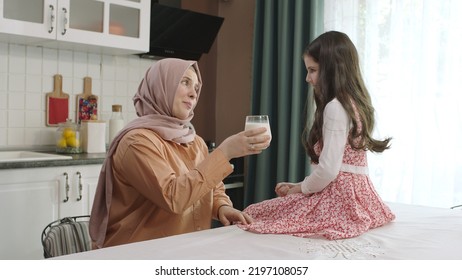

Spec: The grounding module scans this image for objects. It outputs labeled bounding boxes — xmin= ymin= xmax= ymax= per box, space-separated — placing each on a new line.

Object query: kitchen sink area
xmin=0 ymin=151 xmax=73 ymax=163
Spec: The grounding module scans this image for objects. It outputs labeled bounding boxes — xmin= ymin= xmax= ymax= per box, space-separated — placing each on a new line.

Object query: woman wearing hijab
xmin=89 ymin=58 xmax=270 ymax=249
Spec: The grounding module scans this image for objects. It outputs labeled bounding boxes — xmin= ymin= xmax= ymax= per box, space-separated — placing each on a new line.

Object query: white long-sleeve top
xmin=301 ymin=98 xmax=351 ymax=194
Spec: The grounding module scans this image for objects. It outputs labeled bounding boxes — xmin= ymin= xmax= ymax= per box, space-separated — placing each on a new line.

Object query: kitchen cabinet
xmin=0 ymin=164 xmax=102 ymax=259
xmin=0 ymin=0 xmax=150 ymax=55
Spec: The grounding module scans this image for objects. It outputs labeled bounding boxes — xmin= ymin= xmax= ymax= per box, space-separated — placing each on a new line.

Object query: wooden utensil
xmin=46 ymin=74 xmax=69 ymax=126
xmin=76 ymin=76 xmax=98 ymax=124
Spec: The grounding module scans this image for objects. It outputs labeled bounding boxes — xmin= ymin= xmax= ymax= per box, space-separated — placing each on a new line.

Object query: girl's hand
xmin=275 ymin=182 xmax=301 ymax=197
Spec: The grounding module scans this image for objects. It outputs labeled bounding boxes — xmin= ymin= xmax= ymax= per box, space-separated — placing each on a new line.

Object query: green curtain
xmin=244 ymin=0 xmax=322 ymax=206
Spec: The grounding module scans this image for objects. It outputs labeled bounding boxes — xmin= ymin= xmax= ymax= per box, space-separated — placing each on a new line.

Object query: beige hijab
xmin=89 ymin=58 xmax=202 ymax=248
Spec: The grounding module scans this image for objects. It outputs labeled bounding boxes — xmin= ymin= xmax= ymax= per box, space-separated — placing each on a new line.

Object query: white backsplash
xmin=0 ymin=42 xmax=155 ymax=148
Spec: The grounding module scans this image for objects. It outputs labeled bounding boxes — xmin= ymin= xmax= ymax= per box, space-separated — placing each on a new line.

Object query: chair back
xmin=41 ymin=215 xmax=91 ymax=258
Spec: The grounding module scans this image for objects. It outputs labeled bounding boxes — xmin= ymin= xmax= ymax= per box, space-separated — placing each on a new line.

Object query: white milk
xmin=244 ymin=122 xmax=272 ymax=140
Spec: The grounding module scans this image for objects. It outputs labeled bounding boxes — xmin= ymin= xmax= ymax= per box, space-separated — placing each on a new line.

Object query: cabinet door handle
xmin=63 ymin=172 xmax=69 ymax=203
xmin=61 ymin=7 xmax=68 ymax=35
xmin=48 ymin=5 xmax=55 ymax=33
xmin=76 ymin=172 xmax=83 ymax=201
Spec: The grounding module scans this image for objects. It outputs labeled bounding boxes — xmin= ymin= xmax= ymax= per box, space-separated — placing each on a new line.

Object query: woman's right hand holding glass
xmin=217 ymin=127 xmax=271 ymax=160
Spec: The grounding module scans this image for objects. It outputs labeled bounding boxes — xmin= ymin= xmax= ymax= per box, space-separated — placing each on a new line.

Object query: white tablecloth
xmin=56 ymin=202 xmax=462 ymax=260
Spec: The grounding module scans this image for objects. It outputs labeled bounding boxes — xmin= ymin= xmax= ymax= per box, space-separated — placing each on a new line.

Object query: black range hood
xmin=139 ymin=3 xmax=224 ymax=60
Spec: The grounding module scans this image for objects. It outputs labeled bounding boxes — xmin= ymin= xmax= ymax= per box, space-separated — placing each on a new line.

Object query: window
xmin=323 ymin=0 xmax=462 ymax=208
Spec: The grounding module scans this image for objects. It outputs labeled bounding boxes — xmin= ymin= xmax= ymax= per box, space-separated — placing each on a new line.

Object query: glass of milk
xmin=244 ymin=115 xmax=272 ymax=141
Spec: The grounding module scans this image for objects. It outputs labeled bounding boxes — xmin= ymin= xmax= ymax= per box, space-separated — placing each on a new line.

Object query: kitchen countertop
xmin=0 ymin=151 xmax=106 ymax=170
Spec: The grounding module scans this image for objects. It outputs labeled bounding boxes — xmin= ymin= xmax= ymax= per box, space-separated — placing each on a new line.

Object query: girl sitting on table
xmin=238 ymin=31 xmax=395 ymax=240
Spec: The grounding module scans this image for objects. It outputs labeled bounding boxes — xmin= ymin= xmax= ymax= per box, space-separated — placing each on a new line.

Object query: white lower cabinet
xmin=0 ymin=164 xmax=102 ymax=259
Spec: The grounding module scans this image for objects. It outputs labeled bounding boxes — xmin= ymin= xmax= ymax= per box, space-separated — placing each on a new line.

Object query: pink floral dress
xmin=238 ymin=102 xmax=395 ymax=240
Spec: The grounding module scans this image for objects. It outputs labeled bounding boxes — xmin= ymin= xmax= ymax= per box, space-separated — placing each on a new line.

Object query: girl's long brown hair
xmin=302 ymin=31 xmax=391 ymax=163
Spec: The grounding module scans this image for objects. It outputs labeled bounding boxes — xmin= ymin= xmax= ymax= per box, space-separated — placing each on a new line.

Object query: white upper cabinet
xmin=0 ymin=0 xmax=150 ymax=55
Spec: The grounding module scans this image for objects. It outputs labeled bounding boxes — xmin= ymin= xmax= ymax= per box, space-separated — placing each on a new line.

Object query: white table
xmin=55 ymin=202 xmax=462 ymax=260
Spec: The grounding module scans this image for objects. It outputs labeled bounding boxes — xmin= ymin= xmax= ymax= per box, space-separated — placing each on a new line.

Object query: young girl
xmin=238 ymin=31 xmax=395 ymax=240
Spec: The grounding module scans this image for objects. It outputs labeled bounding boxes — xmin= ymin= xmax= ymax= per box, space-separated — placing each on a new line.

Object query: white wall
xmin=0 ymin=42 xmax=154 ymax=148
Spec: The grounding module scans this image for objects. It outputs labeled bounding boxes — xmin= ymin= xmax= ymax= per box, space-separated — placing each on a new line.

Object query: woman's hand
xmin=275 ymin=182 xmax=302 ymax=197
xmin=218 ymin=205 xmax=253 ymax=226
xmin=217 ymin=127 xmax=271 ymax=160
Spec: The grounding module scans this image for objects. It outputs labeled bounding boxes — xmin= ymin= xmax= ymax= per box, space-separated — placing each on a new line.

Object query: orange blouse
xmin=103 ymin=128 xmax=233 ymax=248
